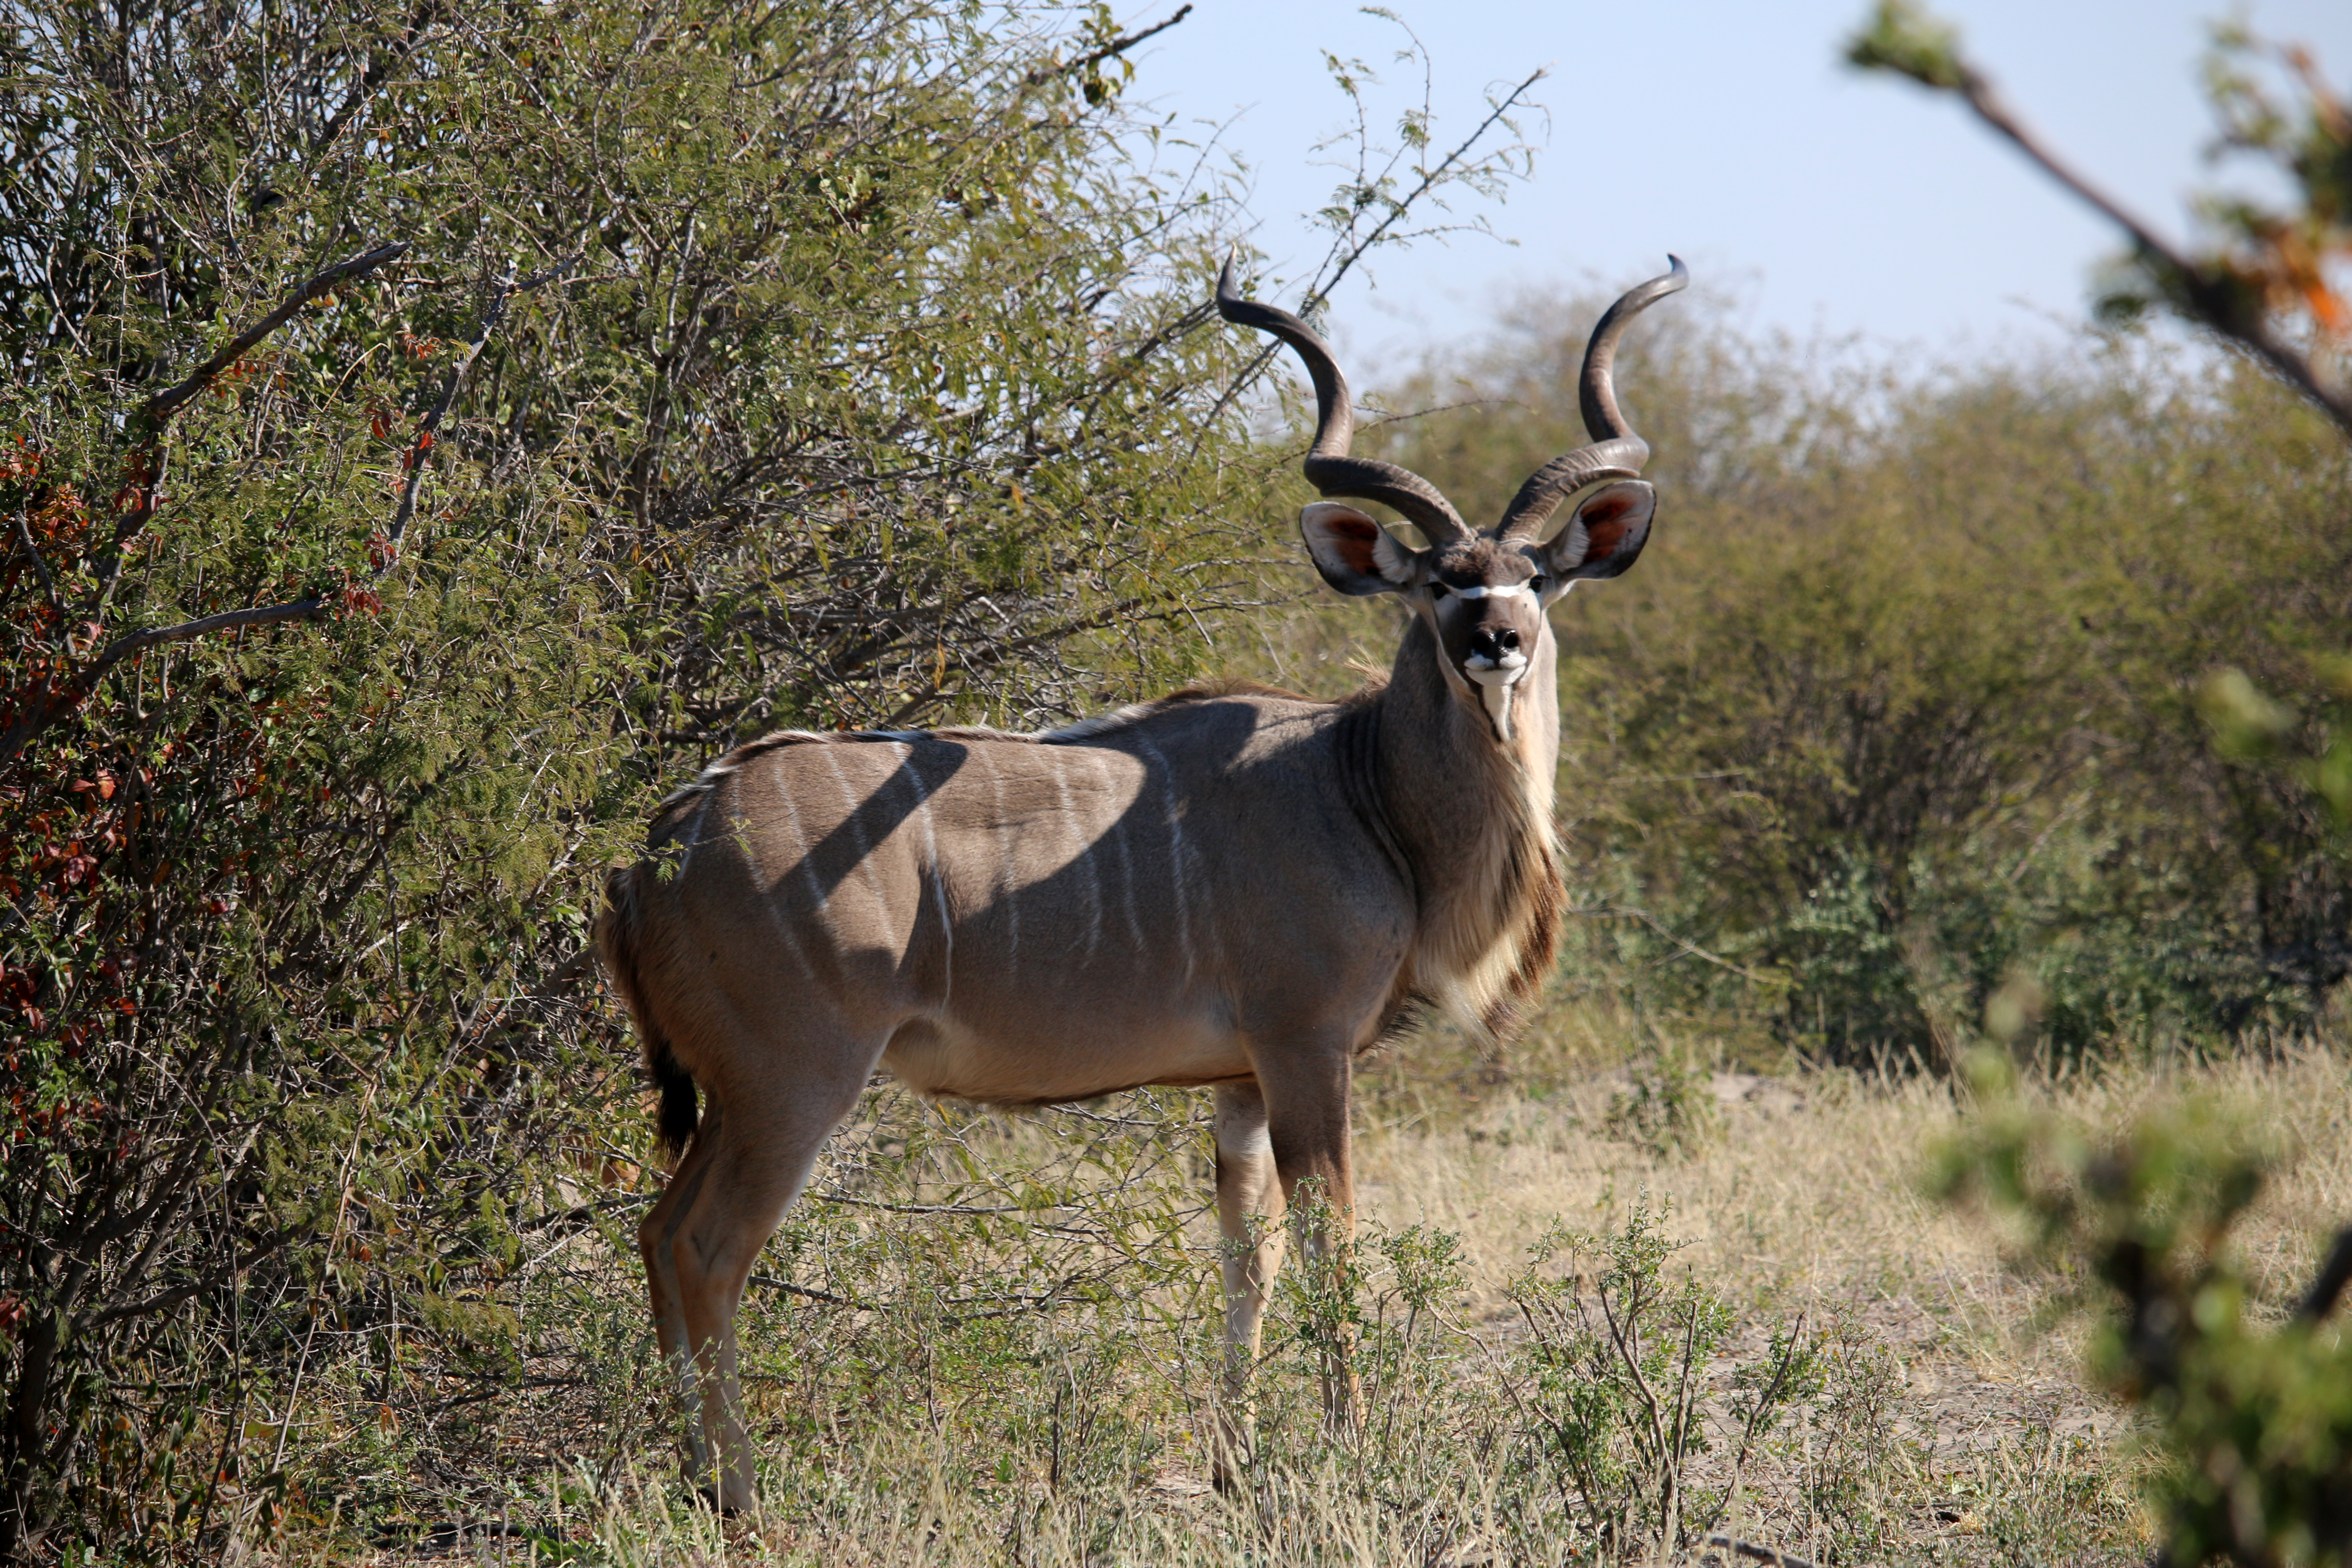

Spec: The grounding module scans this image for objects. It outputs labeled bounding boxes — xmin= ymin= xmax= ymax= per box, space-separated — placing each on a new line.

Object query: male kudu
xmin=597 ymin=255 xmax=1688 ymax=1506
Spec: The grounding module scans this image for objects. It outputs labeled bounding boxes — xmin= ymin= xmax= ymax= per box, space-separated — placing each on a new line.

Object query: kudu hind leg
xmin=1212 ymin=1081 xmax=1289 ymax=1483
xmin=639 ymin=1112 xmax=727 ymax=1477
xmin=656 ymin=1043 xmax=881 ymax=1511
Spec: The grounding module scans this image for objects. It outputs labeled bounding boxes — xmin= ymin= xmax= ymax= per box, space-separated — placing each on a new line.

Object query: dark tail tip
xmin=651 ymin=1037 xmax=699 ymax=1160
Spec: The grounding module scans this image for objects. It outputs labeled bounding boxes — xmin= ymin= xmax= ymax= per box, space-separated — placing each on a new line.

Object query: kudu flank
xmin=597 ymin=255 xmax=1688 ymax=1506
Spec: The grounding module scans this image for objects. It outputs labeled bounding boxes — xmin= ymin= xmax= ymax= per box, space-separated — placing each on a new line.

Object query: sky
xmin=1128 ymin=0 xmax=2352 ymax=363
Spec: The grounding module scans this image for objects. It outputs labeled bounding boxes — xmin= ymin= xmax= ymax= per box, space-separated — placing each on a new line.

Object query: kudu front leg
xmin=1258 ymin=1047 xmax=1361 ymax=1436
xmin=1212 ymin=1081 xmax=1288 ymax=1484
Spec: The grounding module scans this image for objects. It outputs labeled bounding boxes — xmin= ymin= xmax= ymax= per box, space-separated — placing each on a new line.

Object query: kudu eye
xmin=1529 ymin=574 xmax=1549 ymax=595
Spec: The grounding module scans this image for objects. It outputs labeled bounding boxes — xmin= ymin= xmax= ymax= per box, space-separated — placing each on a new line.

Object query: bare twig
xmin=305 ymin=0 xmax=446 ymax=170
xmin=75 ymin=598 xmax=331 ymax=686
xmin=747 ymin=1273 xmax=868 ymax=1310
xmin=746 ymin=1271 xmax=1096 ymax=1325
xmin=1300 ymin=66 xmax=1547 ymax=321
xmin=1571 ymin=900 xmax=1787 ymax=987
xmin=388 ymin=253 xmax=579 ymax=552
xmin=1197 ymin=64 xmax=1547 ymax=443
xmin=1705 ymin=1536 xmax=1820 ymax=1568
xmin=804 ymin=1191 xmax=1045 ymax=1217
xmin=1024 ymin=4 xmax=1191 ymax=87
xmin=12 ymin=512 xmax=58 ymax=611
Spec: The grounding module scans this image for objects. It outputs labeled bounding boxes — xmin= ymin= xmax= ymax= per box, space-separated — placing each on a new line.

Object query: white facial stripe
xmin=1482 ymin=678 xmax=1515 ymax=742
xmin=1447 ymin=581 xmax=1532 ymax=599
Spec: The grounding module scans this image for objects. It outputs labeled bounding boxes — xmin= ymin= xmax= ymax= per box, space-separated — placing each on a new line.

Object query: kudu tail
xmin=596 ymin=863 xmax=699 ymax=1161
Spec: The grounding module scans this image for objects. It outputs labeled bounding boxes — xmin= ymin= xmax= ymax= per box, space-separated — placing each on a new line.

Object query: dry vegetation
xmin=239 ymin=1018 xmax=2346 ymax=1567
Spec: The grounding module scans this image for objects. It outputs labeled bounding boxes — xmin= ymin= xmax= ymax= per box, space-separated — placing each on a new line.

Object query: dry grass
xmin=303 ymin=1028 xmax=2352 ymax=1567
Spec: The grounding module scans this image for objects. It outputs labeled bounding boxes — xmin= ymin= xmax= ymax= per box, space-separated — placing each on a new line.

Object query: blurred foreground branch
xmin=1847 ymin=1 xmax=2352 ymax=441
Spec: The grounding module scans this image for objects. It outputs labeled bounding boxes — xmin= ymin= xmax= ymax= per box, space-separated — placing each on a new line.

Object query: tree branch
xmin=1706 ymin=1537 xmax=1820 ymax=1568
xmin=77 ymin=599 xmax=331 ymax=687
xmin=0 ymin=599 xmax=329 ymax=767
xmin=0 ymin=244 xmax=572 ymax=771
xmin=1947 ymin=67 xmax=2352 ymax=438
xmin=136 ymin=243 xmax=409 ymax=433
xmin=1024 ymin=5 xmax=1191 ymax=87
xmin=1847 ymin=6 xmax=2351 ymax=439
xmin=99 ymin=242 xmax=409 ymax=580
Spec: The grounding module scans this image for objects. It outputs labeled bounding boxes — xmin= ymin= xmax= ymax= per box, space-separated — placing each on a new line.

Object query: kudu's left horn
xmin=1215 ymin=254 xmax=1470 ymax=545
xmin=1498 ymin=256 xmax=1689 ymax=542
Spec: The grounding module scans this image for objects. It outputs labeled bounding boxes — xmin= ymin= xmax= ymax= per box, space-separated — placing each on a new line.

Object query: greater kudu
xmin=597 ymin=256 xmax=1687 ymax=1506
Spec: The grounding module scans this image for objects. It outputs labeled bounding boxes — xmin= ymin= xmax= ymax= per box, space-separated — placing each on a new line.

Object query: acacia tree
xmin=0 ymin=0 xmax=1539 ymax=1555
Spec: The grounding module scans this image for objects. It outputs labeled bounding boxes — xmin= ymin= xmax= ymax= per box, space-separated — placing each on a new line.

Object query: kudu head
xmin=1217 ymin=255 xmax=1687 ymax=743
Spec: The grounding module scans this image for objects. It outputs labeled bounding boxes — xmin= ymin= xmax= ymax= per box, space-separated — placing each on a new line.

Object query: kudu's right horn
xmin=1215 ymin=254 xmax=1470 ymax=545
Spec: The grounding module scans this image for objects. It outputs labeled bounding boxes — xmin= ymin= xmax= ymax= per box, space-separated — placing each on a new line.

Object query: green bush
xmin=1335 ymin=301 xmax=2352 ymax=1067
xmin=1936 ymin=1051 xmax=2352 ymax=1566
xmin=0 ymin=0 xmax=1313 ymax=1553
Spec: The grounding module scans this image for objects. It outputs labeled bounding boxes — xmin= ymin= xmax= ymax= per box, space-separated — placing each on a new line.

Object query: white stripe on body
xmin=772 ymin=771 xmax=829 ymax=916
xmin=821 ymin=744 xmax=894 ymax=922
xmin=1136 ymin=736 xmax=1194 ymax=981
xmin=677 ymin=793 xmax=707 ymax=877
xmin=1050 ymin=764 xmax=1102 ymax=960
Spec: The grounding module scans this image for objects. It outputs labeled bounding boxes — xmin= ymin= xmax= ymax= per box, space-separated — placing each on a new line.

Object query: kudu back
xmin=598 ymin=256 xmax=1687 ymax=1507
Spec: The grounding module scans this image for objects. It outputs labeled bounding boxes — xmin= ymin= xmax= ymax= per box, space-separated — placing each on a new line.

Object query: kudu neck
xmin=1371 ymin=614 xmax=1560 ymax=885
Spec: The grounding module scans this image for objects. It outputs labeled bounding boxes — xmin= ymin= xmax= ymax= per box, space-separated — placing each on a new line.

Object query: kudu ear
xmin=1301 ymin=502 xmax=1420 ymax=597
xmin=1538 ymin=480 xmax=1656 ymax=583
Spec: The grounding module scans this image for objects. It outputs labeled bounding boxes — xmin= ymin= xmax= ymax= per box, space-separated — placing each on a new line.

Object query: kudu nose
xmin=1467 ymin=625 xmax=1520 ymax=663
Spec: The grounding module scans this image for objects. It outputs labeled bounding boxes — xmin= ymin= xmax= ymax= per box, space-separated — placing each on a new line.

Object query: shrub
xmin=0 ymin=0 xmax=1303 ymax=1553
xmin=1936 ymin=1050 xmax=2352 ymax=1566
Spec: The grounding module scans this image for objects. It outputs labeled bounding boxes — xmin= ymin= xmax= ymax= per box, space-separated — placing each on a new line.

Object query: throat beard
xmin=1481 ymin=677 xmax=1514 ymax=743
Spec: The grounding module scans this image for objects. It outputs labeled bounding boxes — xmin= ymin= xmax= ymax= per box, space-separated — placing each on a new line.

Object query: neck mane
xmin=1365 ymin=615 xmax=1565 ymax=1042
